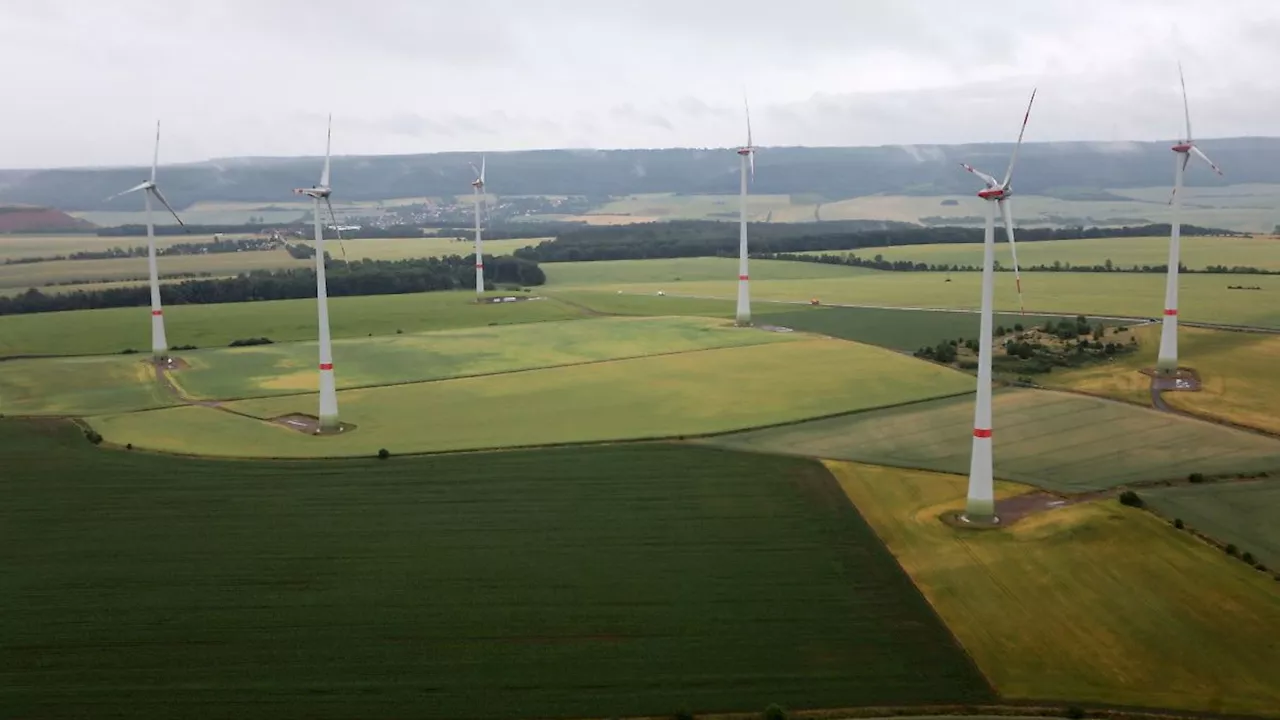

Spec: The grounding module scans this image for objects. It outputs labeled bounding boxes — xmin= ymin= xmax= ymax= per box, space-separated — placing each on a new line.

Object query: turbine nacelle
xmin=977 ymin=187 xmax=1008 ymax=201
xmin=295 ymin=186 xmax=332 ymax=199
xmin=1171 ymin=142 xmax=1193 ymax=153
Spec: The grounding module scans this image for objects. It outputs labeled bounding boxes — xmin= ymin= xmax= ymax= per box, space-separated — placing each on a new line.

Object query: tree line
xmin=760 ymin=251 xmax=1280 ymax=275
xmin=0 ymin=255 xmax=545 ymax=316
xmin=513 ymin=221 xmax=1234 ymax=263
xmin=4 ymin=237 xmax=283 ymax=265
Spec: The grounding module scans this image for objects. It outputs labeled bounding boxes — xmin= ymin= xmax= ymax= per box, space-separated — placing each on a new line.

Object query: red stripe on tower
xmin=1164 ymin=309 xmax=1178 ymax=316
xmin=319 ymin=363 xmax=333 ymax=370
xmin=973 ymin=428 xmax=993 ymax=438
xmin=738 ymin=274 xmax=749 ymax=281
xmin=151 ymin=310 xmax=162 ymax=316
xmin=476 ymin=263 xmax=483 ymax=269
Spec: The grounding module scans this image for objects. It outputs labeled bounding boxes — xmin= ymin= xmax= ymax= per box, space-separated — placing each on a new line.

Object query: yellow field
xmin=1051 ymin=325 xmax=1280 ymax=434
xmin=0 ymin=233 xmax=226 ymax=261
xmin=829 ymin=461 xmax=1280 ymax=716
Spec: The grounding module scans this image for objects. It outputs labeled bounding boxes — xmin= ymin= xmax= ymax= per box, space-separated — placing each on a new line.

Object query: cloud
xmin=1 ymin=0 xmax=1278 ymax=166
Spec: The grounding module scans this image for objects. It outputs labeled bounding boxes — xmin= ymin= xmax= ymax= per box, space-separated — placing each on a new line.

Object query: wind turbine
xmin=293 ymin=115 xmax=342 ymax=433
xmin=470 ymin=156 xmax=486 ymax=299
xmin=1158 ymin=64 xmax=1222 ymax=375
xmin=958 ymin=89 xmax=1036 ymax=524
xmin=735 ymin=96 xmax=756 ymax=327
xmin=108 ymin=121 xmax=187 ymax=362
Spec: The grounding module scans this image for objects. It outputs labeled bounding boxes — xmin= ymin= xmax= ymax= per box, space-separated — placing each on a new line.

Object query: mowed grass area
xmin=0 ymin=355 xmax=174 ymax=415
xmin=92 ymin=339 xmax=975 ymax=457
xmin=763 ymin=305 xmax=1124 ymax=351
xmin=828 ymin=235 xmax=1280 ymax=271
xmin=0 ymin=421 xmax=991 ymax=718
xmin=572 ymin=271 xmax=1280 ymax=327
xmin=0 ymin=249 xmax=309 ymax=291
xmin=707 ymin=388 xmax=1280 ymax=492
xmin=829 ymin=462 xmax=1280 ymax=716
xmin=1143 ymin=481 xmax=1280 ymax=568
xmin=0 ymin=292 xmax=587 ymax=357
xmin=1052 ymin=325 xmax=1280 ymax=434
xmin=299 ymin=236 xmax=539 ymax=261
xmin=171 ymin=316 xmax=796 ymax=400
xmin=542 ymin=257 xmax=873 ymax=286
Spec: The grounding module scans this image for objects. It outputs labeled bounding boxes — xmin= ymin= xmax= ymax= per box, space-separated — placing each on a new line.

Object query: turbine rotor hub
xmin=1171 ymin=142 xmax=1192 ymax=153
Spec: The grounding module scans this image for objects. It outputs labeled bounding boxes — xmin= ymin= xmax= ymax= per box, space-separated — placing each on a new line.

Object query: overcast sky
xmin=3 ymin=0 xmax=1278 ymax=168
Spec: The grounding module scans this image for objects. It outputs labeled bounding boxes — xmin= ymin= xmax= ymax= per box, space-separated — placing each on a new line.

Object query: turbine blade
xmin=1001 ymin=88 xmax=1037 ymax=187
xmin=107 ymin=182 xmax=151 ymax=201
xmin=480 ymin=155 xmax=486 ymax=184
xmin=1168 ymin=154 xmax=1191 ymax=205
xmin=469 ymin=161 xmax=481 ymax=180
xmin=749 ymin=150 xmax=755 ymax=181
xmin=960 ymin=163 xmax=999 ymax=189
xmin=324 ymin=196 xmax=348 ymax=264
xmin=1179 ymin=61 xmax=1192 ymax=142
xmin=1190 ymin=145 xmax=1223 ymax=176
xmin=321 ymin=114 xmax=332 ymax=187
xmin=744 ymin=94 xmax=753 ymax=148
xmin=150 ymin=187 xmax=189 ymax=231
xmin=152 ymin=120 xmax=161 ymax=183
xmin=999 ymin=198 xmax=1025 ymax=315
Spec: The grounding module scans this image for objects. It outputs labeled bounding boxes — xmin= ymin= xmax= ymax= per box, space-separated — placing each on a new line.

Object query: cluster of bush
xmin=0 ymin=255 xmax=545 ymax=317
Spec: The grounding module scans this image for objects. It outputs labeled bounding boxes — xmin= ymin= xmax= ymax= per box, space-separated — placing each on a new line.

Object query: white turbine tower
xmin=293 ymin=116 xmax=342 ymax=433
xmin=1158 ymin=64 xmax=1222 ymax=375
xmin=108 ymin=121 xmax=187 ymax=362
xmin=470 ymin=156 xmax=486 ymax=299
xmin=958 ymin=89 xmax=1036 ymax=524
xmin=735 ymin=97 xmax=756 ymax=327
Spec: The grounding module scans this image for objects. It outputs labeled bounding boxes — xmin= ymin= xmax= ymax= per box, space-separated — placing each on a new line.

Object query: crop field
xmin=0 ymin=355 xmax=175 ymax=415
xmin=91 ymin=338 xmax=974 ymax=457
xmin=0 ymin=233 xmax=216 ymax=261
xmin=829 ymin=461 xmax=1280 ymax=715
xmin=542 ymin=256 xmax=872 ymax=286
xmin=545 ymin=289 xmax=804 ymax=319
xmin=836 ymin=235 xmax=1280 ymax=271
xmin=71 ymin=208 xmax=308 ymax=226
xmin=565 ymin=187 xmax=1280 ymax=232
xmin=707 ymin=388 xmax=1280 ymax=492
xmin=1 ymin=420 xmax=990 ymax=718
xmin=1051 ymin=325 xmax=1280 ymax=433
xmin=573 ymin=270 xmax=1280 ymax=327
xmin=0 ymin=292 xmax=588 ymax=357
xmin=1143 ymin=480 xmax=1280 ymax=567
xmin=169 ymin=316 xmax=795 ymax=401
xmin=0 ymin=249 xmax=309 ymax=291
xmin=761 ymin=305 xmax=1119 ymax=351
xmin=300 ymin=236 xmax=540 ymax=261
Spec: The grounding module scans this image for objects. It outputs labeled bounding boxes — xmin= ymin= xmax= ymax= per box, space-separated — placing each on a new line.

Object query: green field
xmin=0 ymin=249 xmax=310 ymax=291
xmin=1050 ymin=325 xmax=1280 ymax=433
xmin=0 ymin=355 xmax=175 ymax=415
xmin=300 ymin=236 xmax=539 ymax=261
xmin=576 ymin=270 xmax=1280 ymax=327
xmin=168 ymin=316 xmax=795 ymax=401
xmin=1143 ymin=481 xmax=1280 ymax=568
xmin=826 ymin=235 xmax=1280 ymax=271
xmin=92 ymin=339 xmax=974 ymax=457
xmin=762 ymin=305 xmax=1121 ymax=351
xmin=830 ymin=462 xmax=1280 ymax=716
xmin=707 ymin=388 xmax=1280 ymax=492
xmin=0 ymin=292 xmax=588 ymax=357
xmin=0 ymin=420 xmax=990 ymax=718
xmin=542 ymin=256 xmax=872 ymax=286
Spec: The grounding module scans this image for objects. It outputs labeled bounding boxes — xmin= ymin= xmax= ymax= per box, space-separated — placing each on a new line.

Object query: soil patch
xmin=271 ymin=413 xmax=357 ymax=435
xmin=153 ymin=356 xmax=189 ymax=371
xmin=756 ymin=325 xmax=795 ymax=333
xmin=941 ymin=490 xmax=1110 ymax=529
xmin=1141 ymin=366 xmax=1202 ymax=392
xmin=480 ymin=295 xmax=538 ymax=305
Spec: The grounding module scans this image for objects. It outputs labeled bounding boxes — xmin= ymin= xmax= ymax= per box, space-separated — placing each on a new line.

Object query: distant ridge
xmin=0 ymin=206 xmax=96 ymax=233
xmin=1 ymin=137 xmax=1278 ymax=212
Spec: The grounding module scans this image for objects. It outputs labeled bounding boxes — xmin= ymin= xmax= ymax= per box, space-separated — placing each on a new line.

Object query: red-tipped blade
xmin=1001 ymin=88 xmax=1037 ymax=188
